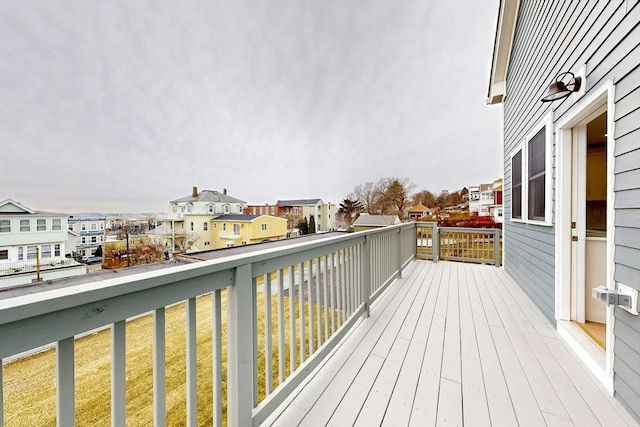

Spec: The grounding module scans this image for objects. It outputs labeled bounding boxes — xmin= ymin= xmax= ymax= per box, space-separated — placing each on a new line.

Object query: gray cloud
xmin=0 ymin=0 xmax=502 ymax=213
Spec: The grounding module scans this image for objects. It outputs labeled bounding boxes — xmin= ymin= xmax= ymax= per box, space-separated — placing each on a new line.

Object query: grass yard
xmin=4 ymin=289 xmax=338 ymax=426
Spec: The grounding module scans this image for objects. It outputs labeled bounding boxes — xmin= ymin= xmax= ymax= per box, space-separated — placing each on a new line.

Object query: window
xmin=27 ymin=246 xmax=37 ymax=259
xmin=0 ymin=250 xmax=8 ymax=260
xmin=233 ymin=224 xmax=241 ymax=234
xmin=37 ymin=219 xmax=46 ymax=231
xmin=261 ymin=223 xmax=267 ymax=231
xmin=511 ymin=114 xmax=552 ymax=225
xmin=91 ymin=223 xmax=97 ymax=230
xmin=41 ymin=245 xmax=51 ymax=258
xmin=203 ymin=222 xmax=208 ymax=231
xmin=68 ymin=224 xmax=73 ymax=230
xmin=82 ymin=224 xmax=86 ymax=231
xmin=82 ymin=237 xmax=86 ymax=243
xmin=91 ymin=236 xmax=97 ymax=243
xmin=54 ymin=244 xmax=61 ymax=256
xmin=190 ymin=222 xmax=194 ymax=231
xmin=223 ymin=224 xmax=226 ymax=231
xmin=224 ymin=205 xmax=230 ymax=214
xmin=0 ymin=219 xmax=10 ymax=233
xmin=208 ymin=204 xmax=214 ymax=213
xmin=52 ymin=219 xmax=61 ymax=230
xmin=18 ymin=247 xmax=23 ymax=260
xmin=187 ymin=203 xmax=192 ymax=213
xmin=20 ymin=219 xmax=30 ymax=232
xmin=511 ymin=148 xmax=523 ymax=220
xmin=528 ymin=127 xmax=546 ymax=221
xmin=214 ymin=223 xmax=217 ymax=229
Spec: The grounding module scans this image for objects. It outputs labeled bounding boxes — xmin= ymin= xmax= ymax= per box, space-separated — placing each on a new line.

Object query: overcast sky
xmin=0 ymin=0 xmax=502 ymax=214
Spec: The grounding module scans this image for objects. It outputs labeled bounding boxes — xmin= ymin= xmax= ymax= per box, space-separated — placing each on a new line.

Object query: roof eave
xmin=487 ymin=0 xmax=520 ymax=105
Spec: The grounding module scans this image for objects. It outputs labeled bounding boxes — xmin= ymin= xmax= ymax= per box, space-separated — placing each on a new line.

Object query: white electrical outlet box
xmin=617 ymin=283 xmax=639 ymax=315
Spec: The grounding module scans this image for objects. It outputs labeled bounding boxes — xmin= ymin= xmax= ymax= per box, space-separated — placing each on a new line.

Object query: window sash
xmin=41 ymin=245 xmax=51 ymax=258
xmin=512 ymin=150 xmax=523 ymax=219
xmin=54 ymin=244 xmax=61 ymax=256
xmin=27 ymin=246 xmax=37 ymax=259
xmin=0 ymin=219 xmax=10 ymax=232
xmin=20 ymin=220 xmax=30 ymax=232
xmin=52 ymin=219 xmax=61 ymax=230
xmin=37 ymin=219 xmax=46 ymax=231
xmin=0 ymin=250 xmax=8 ymax=260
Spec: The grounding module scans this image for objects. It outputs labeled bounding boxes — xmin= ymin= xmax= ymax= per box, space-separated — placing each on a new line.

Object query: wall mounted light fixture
xmin=540 ymin=71 xmax=582 ymax=102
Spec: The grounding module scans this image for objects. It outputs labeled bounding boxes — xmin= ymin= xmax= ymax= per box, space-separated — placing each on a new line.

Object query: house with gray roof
xmin=352 ymin=213 xmax=400 ymax=232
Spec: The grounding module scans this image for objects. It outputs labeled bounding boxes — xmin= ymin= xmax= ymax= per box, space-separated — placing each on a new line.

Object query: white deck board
xmin=263 ymin=261 xmax=639 ymax=427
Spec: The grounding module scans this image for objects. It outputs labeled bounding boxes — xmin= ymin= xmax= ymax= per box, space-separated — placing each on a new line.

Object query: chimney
xmin=192 ymin=186 xmax=198 ymax=197
xmin=223 ymin=188 xmax=227 ymax=195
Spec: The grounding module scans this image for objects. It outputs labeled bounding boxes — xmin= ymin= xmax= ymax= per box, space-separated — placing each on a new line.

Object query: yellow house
xmin=211 ymin=214 xmax=287 ymax=248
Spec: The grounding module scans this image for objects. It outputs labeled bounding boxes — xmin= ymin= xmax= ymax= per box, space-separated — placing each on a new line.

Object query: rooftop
xmin=170 ymin=189 xmax=246 ymax=204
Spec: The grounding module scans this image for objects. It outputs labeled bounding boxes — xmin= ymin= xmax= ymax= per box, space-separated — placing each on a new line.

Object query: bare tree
xmin=349 ymin=177 xmax=415 ymax=218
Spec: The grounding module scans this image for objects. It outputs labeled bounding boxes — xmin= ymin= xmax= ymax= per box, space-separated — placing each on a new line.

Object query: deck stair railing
xmin=416 ymin=222 xmax=502 ymax=266
xmin=0 ymin=223 xmax=415 ymax=427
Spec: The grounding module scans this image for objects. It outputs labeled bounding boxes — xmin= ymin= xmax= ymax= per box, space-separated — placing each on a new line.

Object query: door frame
xmin=555 ymin=80 xmax=616 ymax=391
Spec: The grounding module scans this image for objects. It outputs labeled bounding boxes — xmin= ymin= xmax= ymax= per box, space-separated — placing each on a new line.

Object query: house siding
xmin=502 ymin=0 xmax=639 ymax=420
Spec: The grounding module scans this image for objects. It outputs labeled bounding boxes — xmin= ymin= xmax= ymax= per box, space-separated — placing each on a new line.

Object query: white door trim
xmin=554 ymin=79 xmax=616 ymax=391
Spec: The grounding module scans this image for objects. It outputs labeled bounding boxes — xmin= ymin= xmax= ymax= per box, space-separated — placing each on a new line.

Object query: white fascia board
xmin=487 ymin=0 xmax=520 ymax=105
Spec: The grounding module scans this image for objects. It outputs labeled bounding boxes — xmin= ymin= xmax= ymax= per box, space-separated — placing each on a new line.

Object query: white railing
xmin=0 ymin=257 xmax=72 ymax=276
xmin=0 ymin=223 xmax=416 ymax=426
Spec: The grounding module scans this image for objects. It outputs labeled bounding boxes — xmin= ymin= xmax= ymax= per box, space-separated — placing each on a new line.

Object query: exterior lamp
xmin=541 ymin=71 xmax=582 ymax=102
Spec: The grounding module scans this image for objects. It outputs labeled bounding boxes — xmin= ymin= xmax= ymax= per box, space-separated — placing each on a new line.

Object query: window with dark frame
xmin=0 ymin=250 xmax=8 ymax=260
xmin=528 ymin=127 xmax=546 ymax=221
xmin=512 ymin=149 xmax=523 ymax=220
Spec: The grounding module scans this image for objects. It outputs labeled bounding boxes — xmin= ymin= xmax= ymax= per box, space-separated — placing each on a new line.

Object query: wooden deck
xmin=262 ymin=260 xmax=637 ymax=427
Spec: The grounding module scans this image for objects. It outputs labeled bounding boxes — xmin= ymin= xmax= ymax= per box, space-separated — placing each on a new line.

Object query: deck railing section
xmin=416 ymin=222 xmax=502 ymax=266
xmin=0 ymin=257 xmax=74 ymax=276
xmin=0 ymin=223 xmax=415 ymax=427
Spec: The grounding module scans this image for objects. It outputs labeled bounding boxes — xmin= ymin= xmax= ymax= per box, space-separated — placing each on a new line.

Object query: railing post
xmin=361 ymin=235 xmax=371 ymax=318
xmin=494 ymin=228 xmax=502 ymax=267
xmin=57 ymin=337 xmax=75 ymax=427
xmin=433 ymin=224 xmax=440 ymax=262
xmin=396 ymin=228 xmax=403 ymax=279
xmin=227 ymin=264 xmax=253 ymax=427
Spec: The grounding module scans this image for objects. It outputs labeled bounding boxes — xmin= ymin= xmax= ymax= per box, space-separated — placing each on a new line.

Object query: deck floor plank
xmin=263 ymin=261 xmax=638 ymax=427
xmin=380 ymin=261 xmax=441 ymax=426
xmin=459 ymin=263 xmax=491 ymax=427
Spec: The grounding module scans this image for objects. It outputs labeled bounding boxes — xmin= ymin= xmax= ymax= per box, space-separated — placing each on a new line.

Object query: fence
xmin=0 ymin=257 xmax=72 ymax=276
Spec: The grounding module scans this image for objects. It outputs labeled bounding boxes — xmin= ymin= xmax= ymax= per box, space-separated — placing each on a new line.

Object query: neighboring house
xmin=211 ymin=214 xmax=287 ymax=248
xmin=352 ymin=213 xmax=401 ymax=232
xmin=244 ymin=204 xmax=277 ymax=216
xmin=0 ymin=199 xmax=85 ymax=287
xmin=165 ymin=187 xmax=246 ymax=253
xmin=68 ymin=215 xmax=106 ymax=260
xmin=276 ymin=199 xmax=336 ymax=232
xmin=469 ymin=183 xmax=495 ymax=216
xmin=490 ymin=178 xmax=504 ymax=223
xmin=407 ymin=203 xmax=433 ymax=220
xmin=488 ymin=0 xmax=639 ymax=420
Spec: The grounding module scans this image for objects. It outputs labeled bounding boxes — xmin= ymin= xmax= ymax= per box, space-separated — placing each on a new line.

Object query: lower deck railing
xmin=416 ymin=222 xmax=502 ymax=266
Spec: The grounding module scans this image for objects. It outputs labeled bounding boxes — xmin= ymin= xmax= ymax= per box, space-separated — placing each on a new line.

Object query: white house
xmin=277 ymin=199 xmax=337 ymax=232
xmin=0 ymin=199 xmax=85 ymax=287
xmin=68 ymin=215 xmax=106 ymax=259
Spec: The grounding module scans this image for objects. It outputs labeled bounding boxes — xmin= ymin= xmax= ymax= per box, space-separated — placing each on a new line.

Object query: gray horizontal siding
xmin=614 ymin=308 xmax=640 ymax=421
xmin=503 ymin=0 xmax=640 ymax=420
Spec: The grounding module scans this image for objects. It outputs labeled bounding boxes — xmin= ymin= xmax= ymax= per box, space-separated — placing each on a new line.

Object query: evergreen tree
xmin=298 ymin=217 xmax=309 ymax=235
xmin=308 ymin=215 xmax=316 ymax=234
